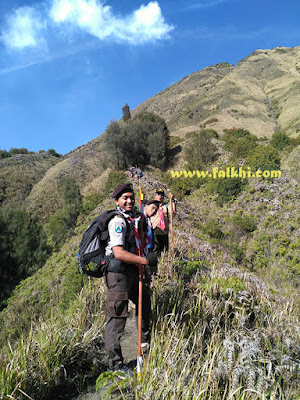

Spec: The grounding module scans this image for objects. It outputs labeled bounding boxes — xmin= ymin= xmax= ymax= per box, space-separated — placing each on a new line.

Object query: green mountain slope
xmin=0 ymin=152 xmax=62 ymax=206
xmin=133 ymin=46 xmax=300 ymax=139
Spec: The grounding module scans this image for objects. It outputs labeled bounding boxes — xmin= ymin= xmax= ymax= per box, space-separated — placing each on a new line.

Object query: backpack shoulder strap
xmin=99 ymin=210 xmax=130 ymax=240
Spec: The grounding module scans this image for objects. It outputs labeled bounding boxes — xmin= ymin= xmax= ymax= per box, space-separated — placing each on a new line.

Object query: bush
xmin=203 ymin=219 xmax=224 ymax=239
xmin=223 ymin=128 xmax=257 ymax=159
xmin=48 ymin=177 xmax=82 ymax=250
xmin=169 ymin=136 xmax=184 ymax=147
xmin=245 ymin=145 xmax=281 ymax=172
xmin=47 ymin=149 xmax=61 ymax=157
xmin=184 ymin=130 xmax=217 ymax=169
xmin=206 ymin=175 xmax=246 ymax=205
xmin=163 ymin=172 xmax=203 ymax=199
xmin=9 ymin=148 xmax=28 ymax=155
xmin=0 ymin=150 xmax=9 ymax=159
xmin=105 ymin=111 xmax=169 ymax=170
xmin=270 ymin=131 xmax=290 ymax=150
xmin=231 ymin=211 xmax=256 ymax=234
xmin=81 ymin=193 xmax=102 ymax=214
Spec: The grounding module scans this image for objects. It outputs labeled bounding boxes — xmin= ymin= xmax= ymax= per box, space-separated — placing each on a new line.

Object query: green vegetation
xmin=169 ymin=135 xmax=184 ymax=147
xmin=0 ymin=148 xmax=61 ymax=158
xmin=0 ymin=152 xmax=62 ymax=206
xmin=203 ymin=218 xmax=224 ymax=239
xmin=270 ymin=131 xmax=290 ymax=150
xmin=163 ymin=171 xmax=203 ymax=199
xmin=245 ymin=144 xmax=281 ymax=172
xmin=2 ymin=246 xmax=298 ymax=399
xmin=223 ymin=128 xmax=258 ymax=159
xmin=105 ymin=111 xmax=169 ymax=170
xmin=121 ymin=103 xmax=131 ymax=122
xmin=184 ymin=129 xmax=217 ymax=170
xmin=0 ymin=206 xmax=50 ymax=309
xmin=206 ymin=174 xmax=247 ymax=204
xmin=1 ymin=47 xmax=300 ymax=400
xmin=48 ymin=177 xmax=82 ymax=250
xmin=231 ymin=211 xmax=257 ymax=234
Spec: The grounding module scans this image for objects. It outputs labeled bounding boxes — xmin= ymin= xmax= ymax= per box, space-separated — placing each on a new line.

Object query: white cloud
xmin=49 ymin=0 xmax=174 ymax=44
xmin=1 ymin=0 xmax=173 ymax=52
xmin=1 ymin=7 xmax=46 ymax=50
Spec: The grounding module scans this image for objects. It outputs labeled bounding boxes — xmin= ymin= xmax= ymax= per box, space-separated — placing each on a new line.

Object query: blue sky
xmin=0 ymin=0 xmax=299 ymax=155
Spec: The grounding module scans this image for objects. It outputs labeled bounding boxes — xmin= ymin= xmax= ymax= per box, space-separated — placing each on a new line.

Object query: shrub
xmin=0 ymin=150 xmax=9 ymax=159
xmin=270 ymin=131 xmax=290 ymax=150
xmin=223 ymin=128 xmax=257 ymax=159
xmin=81 ymin=192 xmax=102 ymax=214
xmin=169 ymin=136 xmax=184 ymax=147
xmin=184 ymin=130 xmax=217 ymax=170
xmin=245 ymin=144 xmax=281 ymax=172
xmin=105 ymin=112 xmax=169 ymax=169
xmin=206 ymin=175 xmax=246 ymax=205
xmin=203 ymin=219 xmax=224 ymax=239
xmin=204 ymin=129 xmax=219 ymax=139
xmin=48 ymin=177 xmax=82 ymax=250
xmin=47 ymin=149 xmax=61 ymax=157
xmin=163 ymin=172 xmax=203 ymax=199
xmin=231 ymin=211 xmax=256 ymax=234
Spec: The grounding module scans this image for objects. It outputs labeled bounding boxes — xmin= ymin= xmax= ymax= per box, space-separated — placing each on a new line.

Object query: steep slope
xmin=26 ymin=134 xmax=108 ymax=220
xmin=0 ymin=152 xmax=62 ymax=206
xmin=133 ymin=46 xmax=300 ymax=139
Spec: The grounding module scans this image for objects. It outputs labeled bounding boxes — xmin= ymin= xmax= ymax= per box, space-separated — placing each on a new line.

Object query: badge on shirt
xmin=115 ymin=224 xmax=123 ymax=233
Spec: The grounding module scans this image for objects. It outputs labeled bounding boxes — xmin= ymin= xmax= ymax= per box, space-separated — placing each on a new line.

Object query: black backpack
xmin=78 ymin=210 xmax=128 ymax=278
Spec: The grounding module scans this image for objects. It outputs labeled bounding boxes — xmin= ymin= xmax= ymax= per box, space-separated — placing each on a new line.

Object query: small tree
xmin=122 ymin=103 xmax=131 ymax=122
xmin=105 ymin=120 xmax=128 ymax=169
xmin=47 ymin=149 xmax=61 ymax=157
xmin=9 ymin=148 xmax=28 ymax=155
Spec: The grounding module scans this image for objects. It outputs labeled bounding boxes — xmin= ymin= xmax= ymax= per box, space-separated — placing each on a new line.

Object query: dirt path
xmin=72 ymin=306 xmax=138 ymax=400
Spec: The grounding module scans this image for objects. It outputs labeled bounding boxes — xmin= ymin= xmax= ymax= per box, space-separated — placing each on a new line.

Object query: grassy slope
xmin=26 ymin=134 xmax=108 ymax=221
xmin=0 ymin=153 xmax=62 ymax=206
xmin=133 ymin=46 xmax=300 ymax=140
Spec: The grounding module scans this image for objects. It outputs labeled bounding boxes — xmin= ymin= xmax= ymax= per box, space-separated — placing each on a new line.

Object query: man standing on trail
xmin=135 ymin=166 xmax=143 ymax=184
xmin=104 ymin=183 xmax=156 ymax=373
xmin=129 ymin=165 xmax=135 ymax=178
xmin=151 ymin=187 xmax=176 ymax=255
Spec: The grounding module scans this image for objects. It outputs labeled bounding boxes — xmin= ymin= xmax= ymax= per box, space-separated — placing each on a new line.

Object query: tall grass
xmin=0 ymin=279 xmax=107 ymax=399
xmin=93 ymin=251 xmax=299 ymax=400
xmin=1 ymin=241 xmax=299 ymax=400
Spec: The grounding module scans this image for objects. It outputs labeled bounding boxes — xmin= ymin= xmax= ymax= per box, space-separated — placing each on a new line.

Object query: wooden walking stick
xmin=169 ymin=194 xmax=174 ymax=258
xmin=137 ymin=254 xmax=143 ymax=380
xmin=136 ymin=187 xmax=144 ymax=380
